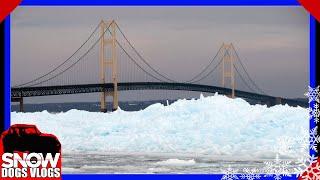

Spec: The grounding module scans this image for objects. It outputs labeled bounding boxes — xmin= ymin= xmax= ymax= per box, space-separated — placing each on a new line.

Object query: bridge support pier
xmin=12 ymin=97 xmax=24 ymax=112
xmin=271 ymin=97 xmax=282 ymax=106
xmin=100 ymin=107 xmax=107 ymax=113
xmin=275 ymin=97 xmax=282 ymax=105
xmin=100 ymin=90 xmax=107 ymax=112
xmin=99 ymin=20 xmax=119 ymax=112
xmin=221 ymin=43 xmax=235 ymax=98
xmin=266 ymin=97 xmax=283 ymax=107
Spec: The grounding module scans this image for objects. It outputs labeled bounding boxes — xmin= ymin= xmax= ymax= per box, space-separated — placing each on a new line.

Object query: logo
xmin=0 ymin=124 xmax=62 ymax=179
xmin=1 ymin=152 xmax=61 ymax=178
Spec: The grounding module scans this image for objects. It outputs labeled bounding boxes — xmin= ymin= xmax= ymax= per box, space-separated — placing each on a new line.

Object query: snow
xmin=11 ymin=94 xmax=308 ymax=159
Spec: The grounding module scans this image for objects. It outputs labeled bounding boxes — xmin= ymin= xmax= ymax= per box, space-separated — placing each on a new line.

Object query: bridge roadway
xmin=11 ymin=82 xmax=308 ymax=108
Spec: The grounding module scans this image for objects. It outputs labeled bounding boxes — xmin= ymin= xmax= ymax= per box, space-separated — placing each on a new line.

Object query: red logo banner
xmin=0 ymin=124 xmax=62 ymax=180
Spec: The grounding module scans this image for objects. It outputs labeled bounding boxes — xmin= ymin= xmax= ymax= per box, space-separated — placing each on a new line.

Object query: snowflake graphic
xmin=309 ymin=103 xmax=320 ymax=123
xmin=273 ymin=128 xmax=309 ymax=156
xmin=295 ymin=154 xmax=318 ymax=177
xmin=289 ymin=126 xmax=319 ymax=178
xmin=219 ymin=85 xmax=319 ymax=179
xmin=309 ymin=127 xmax=319 ymax=153
xmin=298 ymin=156 xmax=320 ymax=180
xmin=240 ymin=168 xmax=261 ymax=180
xmin=221 ymin=166 xmax=239 ymax=180
xmin=274 ymin=136 xmax=296 ymax=155
xmin=305 ymin=86 xmax=320 ymax=103
xmin=263 ymin=154 xmax=292 ymax=180
xmin=294 ymin=127 xmax=317 ymax=154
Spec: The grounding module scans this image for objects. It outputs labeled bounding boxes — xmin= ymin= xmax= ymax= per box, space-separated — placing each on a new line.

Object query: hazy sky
xmin=11 ymin=7 xmax=309 ymax=103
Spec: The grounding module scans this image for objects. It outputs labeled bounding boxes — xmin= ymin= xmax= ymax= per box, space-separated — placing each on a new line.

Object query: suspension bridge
xmin=11 ymin=20 xmax=308 ymax=112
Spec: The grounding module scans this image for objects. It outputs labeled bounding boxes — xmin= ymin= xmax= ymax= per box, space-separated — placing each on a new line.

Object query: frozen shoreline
xmin=61 ymin=152 xmax=301 ymax=174
xmin=12 ymin=94 xmax=308 ymax=159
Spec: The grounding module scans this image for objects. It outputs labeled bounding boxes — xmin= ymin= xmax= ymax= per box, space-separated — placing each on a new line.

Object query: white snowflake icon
xmin=305 ymin=86 xmax=320 ymax=103
xmin=263 ymin=154 xmax=292 ymax=180
xmin=309 ymin=127 xmax=319 ymax=153
xmin=274 ymin=136 xmax=296 ymax=155
xmin=309 ymin=103 xmax=320 ymax=123
xmin=240 ymin=168 xmax=261 ymax=180
xmin=296 ymin=126 xmax=317 ymax=154
xmin=221 ymin=166 xmax=239 ymax=180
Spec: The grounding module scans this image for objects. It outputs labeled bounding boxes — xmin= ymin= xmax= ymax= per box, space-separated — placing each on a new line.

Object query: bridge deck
xmin=11 ymin=82 xmax=308 ymax=107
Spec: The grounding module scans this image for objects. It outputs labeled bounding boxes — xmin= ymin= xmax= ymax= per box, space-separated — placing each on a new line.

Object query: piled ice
xmin=11 ymin=94 xmax=308 ymax=159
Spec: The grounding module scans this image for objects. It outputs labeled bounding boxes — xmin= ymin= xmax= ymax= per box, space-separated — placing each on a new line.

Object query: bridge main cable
xmin=115 ymin=22 xmax=227 ymax=84
xmin=233 ymin=64 xmax=258 ymax=93
xmin=188 ymin=49 xmax=227 ymax=84
xmin=230 ymin=44 xmax=268 ymax=95
xmin=115 ymin=39 xmax=170 ymax=82
xmin=22 ymin=21 xmax=114 ymax=87
xmin=185 ymin=44 xmax=224 ymax=83
xmin=13 ymin=22 xmax=102 ymax=88
xmin=115 ymin=22 xmax=177 ymax=83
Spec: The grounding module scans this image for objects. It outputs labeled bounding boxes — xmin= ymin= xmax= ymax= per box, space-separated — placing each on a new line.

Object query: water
xmin=62 ymin=152 xmax=299 ymax=174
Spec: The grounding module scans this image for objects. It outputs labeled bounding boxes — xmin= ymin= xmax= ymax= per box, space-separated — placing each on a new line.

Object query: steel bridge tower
xmin=221 ymin=43 xmax=235 ymax=98
xmin=100 ymin=20 xmax=118 ymax=112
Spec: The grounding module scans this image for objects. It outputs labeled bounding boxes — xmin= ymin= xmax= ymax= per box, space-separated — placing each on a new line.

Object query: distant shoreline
xmin=11 ymin=100 xmax=177 ymax=113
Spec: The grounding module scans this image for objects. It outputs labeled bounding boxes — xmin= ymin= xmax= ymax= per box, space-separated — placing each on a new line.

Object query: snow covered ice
xmin=11 ymin=94 xmax=308 ymax=160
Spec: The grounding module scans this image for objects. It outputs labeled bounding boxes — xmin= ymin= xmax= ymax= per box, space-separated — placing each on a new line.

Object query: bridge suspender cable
xmin=115 ymin=39 xmax=169 ymax=82
xmin=230 ymin=44 xmax=267 ymax=95
xmin=15 ymin=21 xmax=231 ymax=86
xmin=115 ymin=22 xmax=177 ymax=83
xmin=13 ymin=22 xmax=102 ymax=88
xmin=13 ymin=20 xmax=269 ymax=98
xmin=185 ymin=44 xmax=224 ymax=83
xmin=115 ymin=22 xmax=227 ymax=84
xmin=100 ymin=26 xmax=173 ymax=82
xmin=189 ymin=58 xmax=224 ymax=84
xmin=113 ymin=25 xmax=222 ymax=83
xmin=23 ymin=21 xmax=114 ymax=87
xmin=233 ymin=64 xmax=258 ymax=93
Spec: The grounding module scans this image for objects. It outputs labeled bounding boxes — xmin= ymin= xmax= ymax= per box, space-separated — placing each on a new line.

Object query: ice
xmin=155 ymin=159 xmax=196 ymax=166
xmin=11 ymin=94 xmax=308 ymax=159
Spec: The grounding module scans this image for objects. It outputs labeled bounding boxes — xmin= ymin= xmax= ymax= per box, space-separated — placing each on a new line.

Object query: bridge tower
xmin=221 ymin=43 xmax=235 ymax=98
xmin=100 ymin=20 xmax=119 ymax=112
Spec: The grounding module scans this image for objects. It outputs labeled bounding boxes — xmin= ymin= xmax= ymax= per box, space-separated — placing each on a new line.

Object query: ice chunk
xmin=11 ymin=94 xmax=308 ymax=159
